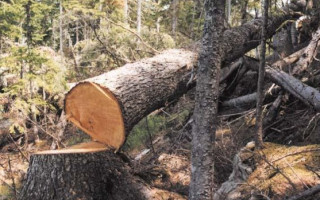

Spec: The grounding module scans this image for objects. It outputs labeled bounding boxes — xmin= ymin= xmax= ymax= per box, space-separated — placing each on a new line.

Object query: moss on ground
xmin=239 ymin=143 xmax=320 ymax=200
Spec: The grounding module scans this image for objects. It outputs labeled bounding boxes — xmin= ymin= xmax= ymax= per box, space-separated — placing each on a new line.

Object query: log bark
xmin=292 ymin=27 xmax=320 ymax=75
xmin=222 ymin=1 xmax=305 ymax=63
xmin=65 ymin=1 xmax=305 ymax=150
xmin=65 ymin=50 xmax=197 ymax=150
xmin=245 ymin=57 xmax=320 ymax=111
xmin=19 ymin=148 xmax=185 ymax=200
xmin=222 ymin=92 xmax=257 ymax=108
xmin=189 ymin=0 xmax=225 ymax=199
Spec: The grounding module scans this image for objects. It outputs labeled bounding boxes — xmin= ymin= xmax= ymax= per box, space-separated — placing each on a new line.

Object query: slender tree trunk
xmin=137 ymin=0 xmax=142 ymax=35
xmin=241 ymin=0 xmax=249 ymax=25
xmin=291 ymin=22 xmax=298 ymax=48
xmin=124 ymin=0 xmax=128 ymax=24
xmin=156 ymin=16 xmax=161 ymax=33
xmin=227 ymin=0 xmax=232 ymax=24
xmin=190 ymin=2 xmax=196 ymax=39
xmin=189 ymin=1 xmax=225 ymax=199
xmin=255 ymin=0 xmax=269 ymax=148
xmin=59 ymin=0 xmax=64 ymax=56
xmin=76 ymin=21 xmax=79 ymax=44
xmin=172 ymin=0 xmax=178 ymax=38
xmin=24 ymin=0 xmax=32 ymax=47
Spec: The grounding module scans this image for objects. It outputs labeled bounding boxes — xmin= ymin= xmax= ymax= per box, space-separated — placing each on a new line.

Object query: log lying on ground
xmin=19 ymin=146 xmax=185 ymax=200
xmin=245 ymin=57 xmax=320 ymax=111
xmin=293 ymin=27 xmax=320 ymax=75
xmin=20 ymin=2 xmax=306 ymax=198
xmin=65 ymin=1 xmax=305 ymax=150
xmin=65 ymin=49 xmax=197 ymax=150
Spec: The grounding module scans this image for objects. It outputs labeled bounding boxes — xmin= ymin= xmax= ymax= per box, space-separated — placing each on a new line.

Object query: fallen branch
xmin=287 ymin=184 xmax=320 ymax=200
xmin=245 ymin=56 xmax=320 ymax=111
xmin=293 ymin=27 xmax=320 ymax=75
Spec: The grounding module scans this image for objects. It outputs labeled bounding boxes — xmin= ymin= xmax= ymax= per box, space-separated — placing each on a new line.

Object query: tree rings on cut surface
xmin=65 ymin=82 xmax=125 ymax=150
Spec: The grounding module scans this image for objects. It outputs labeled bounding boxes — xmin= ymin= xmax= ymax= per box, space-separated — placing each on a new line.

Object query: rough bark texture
xmin=19 ymin=151 xmax=185 ymax=200
xmin=222 ymin=92 xmax=257 ymax=108
xmin=189 ymin=1 xmax=225 ymax=199
xmin=292 ymin=26 xmax=320 ymax=75
xmin=272 ymin=26 xmax=294 ymax=62
xmin=66 ymin=0 xmax=305 ymax=147
xmin=66 ymin=49 xmax=197 ymax=145
xmin=255 ymin=0 xmax=268 ymax=148
xmin=222 ymin=1 xmax=304 ymax=63
xmin=246 ymin=57 xmax=320 ymax=111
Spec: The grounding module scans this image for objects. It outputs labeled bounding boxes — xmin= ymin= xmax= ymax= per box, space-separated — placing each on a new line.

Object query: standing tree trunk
xmin=59 ymin=0 xmax=64 ymax=56
xmin=189 ymin=1 xmax=225 ymax=199
xmin=240 ymin=0 xmax=249 ymax=25
xmin=227 ymin=0 xmax=232 ymax=24
xmin=124 ymin=0 xmax=128 ymax=24
xmin=137 ymin=0 xmax=142 ymax=36
xmin=172 ymin=0 xmax=178 ymax=38
xmin=255 ymin=0 xmax=269 ymax=148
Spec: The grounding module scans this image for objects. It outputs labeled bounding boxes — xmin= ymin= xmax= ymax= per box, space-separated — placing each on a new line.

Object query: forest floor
xmin=1 ymin=60 xmax=320 ymax=200
xmin=1 ymin=97 xmax=320 ymax=199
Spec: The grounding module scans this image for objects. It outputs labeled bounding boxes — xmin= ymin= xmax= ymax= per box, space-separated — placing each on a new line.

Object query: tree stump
xmin=19 ymin=144 xmax=148 ymax=200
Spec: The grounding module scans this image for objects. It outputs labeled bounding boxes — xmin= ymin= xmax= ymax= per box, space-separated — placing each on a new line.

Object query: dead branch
xmin=293 ymin=27 xmax=320 ymax=75
xmin=245 ymin=56 xmax=320 ymax=111
xmin=287 ymin=184 xmax=320 ymax=200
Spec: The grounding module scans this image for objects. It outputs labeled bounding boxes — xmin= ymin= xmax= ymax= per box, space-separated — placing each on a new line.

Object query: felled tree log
xmin=245 ymin=57 xmax=320 ymax=111
xmin=65 ymin=50 xmax=197 ymax=150
xmin=65 ymin=1 xmax=305 ymax=150
xmin=20 ymin=2 xmax=306 ymax=199
xmin=292 ymin=27 xmax=320 ymax=75
xmin=19 ymin=145 xmax=185 ymax=200
xmin=221 ymin=92 xmax=258 ymax=108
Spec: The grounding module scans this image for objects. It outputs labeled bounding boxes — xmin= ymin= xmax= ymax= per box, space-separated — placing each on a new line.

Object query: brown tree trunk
xmin=222 ymin=0 xmax=305 ymax=63
xmin=65 ymin=50 xmax=197 ymax=150
xmin=65 ymin=1 xmax=305 ymax=151
xmin=255 ymin=0 xmax=269 ymax=148
xmin=189 ymin=0 xmax=225 ymax=199
xmin=19 ymin=149 xmax=185 ymax=200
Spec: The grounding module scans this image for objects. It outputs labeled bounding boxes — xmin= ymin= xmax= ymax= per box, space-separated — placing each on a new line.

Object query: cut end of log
xmin=35 ymin=141 xmax=109 ymax=154
xmin=65 ymin=82 xmax=125 ymax=150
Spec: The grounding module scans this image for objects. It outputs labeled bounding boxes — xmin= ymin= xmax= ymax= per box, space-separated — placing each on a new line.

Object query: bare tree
xmin=137 ymin=0 xmax=142 ymax=35
xmin=124 ymin=0 xmax=128 ymax=24
xmin=59 ymin=0 xmax=63 ymax=56
xmin=255 ymin=0 xmax=269 ymax=148
xmin=189 ymin=0 xmax=225 ymax=199
xmin=172 ymin=0 xmax=178 ymax=38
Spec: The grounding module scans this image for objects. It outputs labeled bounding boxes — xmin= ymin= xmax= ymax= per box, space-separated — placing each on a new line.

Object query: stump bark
xmin=19 ymin=147 xmax=185 ymax=200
